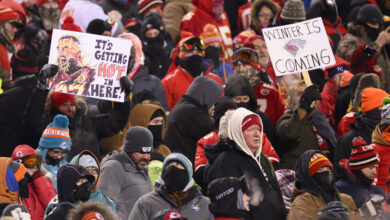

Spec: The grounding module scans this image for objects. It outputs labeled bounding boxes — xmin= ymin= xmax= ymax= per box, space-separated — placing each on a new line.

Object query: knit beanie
xmin=137 ymin=0 xmax=163 ymax=16
xmin=0 ymin=6 xmax=18 ymax=23
xmin=51 ymin=92 xmax=76 ymax=109
xmin=124 ymin=126 xmax=153 ymax=153
xmin=381 ymin=97 xmax=390 ymax=122
xmin=36 ymin=0 xmax=61 ymax=8
xmin=61 ymin=16 xmax=82 ymax=32
xmin=124 ymin=18 xmax=142 ymax=38
xmin=280 ymin=0 xmax=306 ymax=21
xmin=39 ymin=114 xmax=71 ymax=151
xmin=308 ymin=153 xmax=333 ymax=176
xmin=356 ymin=4 xmax=383 ymax=25
xmin=233 ymin=30 xmax=255 ymax=46
xmin=162 ymin=153 xmax=193 ymax=182
xmin=349 ymin=137 xmax=379 ymax=170
xmin=199 ymin=24 xmax=223 ymax=48
xmin=10 ymin=49 xmax=38 ymax=79
xmin=1 ymin=204 xmax=30 ymax=219
xmin=213 ymin=96 xmax=237 ymax=130
xmin=241 ymin=115 xmax=261 ymax=132
xmin=86 ymin=19 xmax=112 ymax=35
xmin=78 ymin=154 xmax=98 ymax=169
xmin=361 ymin=88 xmax=389 ymax=113
xmin=141 ymin=13 xmax=164 ymax=35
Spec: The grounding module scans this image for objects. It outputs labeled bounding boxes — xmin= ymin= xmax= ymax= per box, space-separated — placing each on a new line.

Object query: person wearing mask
xmin=335 ymin=88 xmax=389 ymax=165
xmin=37 ymin=114 xmax=71 ymax=190
xmin=162 ymin=36 xmax=222 ymax=109
xmin=206 ymin=107 xmax=286 ymax=219
xmin=99 ymin=126 xmax=154 ymax=220
xmin=164 ymin=76 xmax=223 ymax=164
xmin=29 ymin=0 xmax=61 ymax=34
xmin=288 ymin=150 xmax=361 ymax=219
xmin=11 ymin=145 xmax=56 ymax=220
xmin=128 ymin=153 xmax=213 ymax=220
xmin=46 ymin=164 xmax=95 ymax=219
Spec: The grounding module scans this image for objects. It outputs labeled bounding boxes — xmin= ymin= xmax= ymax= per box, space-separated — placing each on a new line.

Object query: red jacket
xmin=237 ymin=2 xmax=252 ymax=33
xmin=337 ymin=112 xmax=356 ymax=137
xmin=180 ymin=0 xmax=233 ymax=61
xmin=373 ymin=142 xmax=390 ymax=192
xmin=253 ymin=82 xmax=285 ymax=125
xmin=162 ymin=67 xmax=223 ymax=109
xmin=22 ymin=172 xmax=56 ymax=220
xmin=318 ymin=79 xmax=339 ymax=127
xmin=195 ymin=130 xmax=280 ymax=172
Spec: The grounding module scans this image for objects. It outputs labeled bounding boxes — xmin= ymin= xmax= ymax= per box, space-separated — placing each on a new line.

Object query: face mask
xmin=364 ymin=24 xmax=381 ymax=41
xmin=236 ymin=102 xmax=251 ymax=110
xmin=45 ymin=154 xmax=61 ymax=166
xmin=312 ymin=170 xmax=335 ymax=192
xmin=352 ymin=169 xmax=373 ymax=187
xmin=162 ymin=166 xmax=189 ymax=192
xmin=365 ymin=108 xmax=382 ymax=123
xmin=148 ymin=125 xmax=163 ymax=148
xmin=180 ymin=54 xmax=204 ymax=77
xmin=205 ymin=46 xmax=221 ymax=67
xmin=73 ymin=181 xmax=91 ymax=202
xmin=146 ymin=33 xmax=165 ymax=52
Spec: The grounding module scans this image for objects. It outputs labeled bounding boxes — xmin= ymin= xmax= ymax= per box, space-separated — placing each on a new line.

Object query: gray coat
xmin=128 ymin=185 xmax=213 ymax=220
xmin=99 ymin=150 xmax=153 ymax=220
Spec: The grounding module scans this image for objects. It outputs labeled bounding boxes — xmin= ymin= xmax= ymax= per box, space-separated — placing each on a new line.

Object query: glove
xmin=299 ymin=85 xmax=322 ymax=113
xmin=120 ymin=76 xmax=133 ymax=98
xmin=318 ymin=201 xmax=349 ymax=220
xmin=359 ymin=196 xmax=384 ymax=217
xmin=36 ymin=64 xmax=58 ymax=90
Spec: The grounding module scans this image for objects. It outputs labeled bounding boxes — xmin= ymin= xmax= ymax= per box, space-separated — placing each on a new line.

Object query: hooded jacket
xmin=67 ymin=200 xmax=118 ymax=220
xmin=129 ymin=104 xmax=171 ymax=157
xmin=371 ymin=125 xmax=390 ymax=192
xmin=288 ymin=150 xmax=361 ymax=220
xmin=250 ymin=0 xmax=280 ymax=36
xmin=206 ymin=108 xmax=286 ymax=219
xmin=164 ymin=76 xmax=223 ymax=164
xmin=70 ymin=150 xmax=116 ymax=211
xmin=99 ymin=150 xmax=153 ymax=220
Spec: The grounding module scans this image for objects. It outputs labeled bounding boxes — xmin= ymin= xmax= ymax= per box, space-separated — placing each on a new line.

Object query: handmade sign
xmin=48 ymin=29 xmax=132 ymax=102
xmin=262 ymin=17 xmax=335 ymax=76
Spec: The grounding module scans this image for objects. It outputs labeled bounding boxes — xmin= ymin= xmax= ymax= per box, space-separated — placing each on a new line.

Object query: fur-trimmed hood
xmin=44 ymin=91 xmax=87 ymax=117
xmin=67 ymin=200 xmax=118 ymax=220
xmin=251 ymin=0 xmax=280 ymax=34
xmin=352 ymin=73 xmax=380 ymax=111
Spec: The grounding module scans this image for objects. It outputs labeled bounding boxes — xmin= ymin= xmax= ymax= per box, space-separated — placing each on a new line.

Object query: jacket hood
xmin=294 ymin=150 xmax=337 ymax=203
xmin=45 ymin=91 xmax=87 ymax=117
xmin=57 ymin=164 xmax=95 ymax=203
xmin=186 ymin=76 xmax=223 ymax=110
xmin=228 ymin=108 xmax=263 ymax=161
xmin=192 ymin=0 xmax=213 ymax=14
xmin=251 ymin=0 xmax=280 ymax=34
xmin=224 ymin=75 xmax=258 ymax=111
xmin=129 ymin=104 xmax=167 ymax=138
xmin=37 ymin=147 xmax=68 ymax=167
xmin=70 ymin=150 xmax=100 ymax=192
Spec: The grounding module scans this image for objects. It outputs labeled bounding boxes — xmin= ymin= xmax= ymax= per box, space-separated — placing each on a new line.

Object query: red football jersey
xmin=254 ymin=82 xmax=286 ymax=125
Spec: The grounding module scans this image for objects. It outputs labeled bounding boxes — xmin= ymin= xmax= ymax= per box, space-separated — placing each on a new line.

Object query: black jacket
xmin=0 ymin=76 xmax=37 ymax=156
xmin=206 ymin=140 xmax=286 ymax=220
xmin=23 ymin=88 xmax=130 ymax=161
xmin=334 ymin=85 xmax=351 ymax=127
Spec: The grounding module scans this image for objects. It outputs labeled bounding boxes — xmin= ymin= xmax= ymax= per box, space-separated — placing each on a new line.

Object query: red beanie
xmin=51 ymin=92 xmax=76 ymax=109
xmin=349 ymin=137 xmax=379 ymax=170
xmin=241 ymin=115 xmax=261 ymax=132
xmin=308 ymin=153 xmax=333 ymax=176
xmin=0 ymin=6 xmax=18 ymax=22
xmin=137 ymin=0 xmax=163 ymax=16
xmin=36 ymin=0 xmax=60 ymax=9
xmin=61 ymin=16 xmax=82 ymax=32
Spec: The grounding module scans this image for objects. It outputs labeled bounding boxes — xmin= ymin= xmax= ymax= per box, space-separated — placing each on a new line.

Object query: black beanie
xmin=213 ymin=96 xmax=237 ymax=130
xmin=356 ymin=4 xmax=383 ymax=25
xmin=141 ymin=12 xmax=164 ymax=36
xmin=150 ymin=109 xmax=165 ymax=121
xmin=124 ymin=126 xmax=154 ymax=153
xmin=10 ymin=48 xmax=38 ymax=80
xmin=86 ymin=19 xmax=112 ymax=35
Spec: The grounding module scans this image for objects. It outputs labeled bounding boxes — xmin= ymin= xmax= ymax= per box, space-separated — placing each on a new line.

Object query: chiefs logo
xmin=15 ymin=151 xmax=23 ymax=158
xmin=260 ymin=89 xmax=270 ymax=96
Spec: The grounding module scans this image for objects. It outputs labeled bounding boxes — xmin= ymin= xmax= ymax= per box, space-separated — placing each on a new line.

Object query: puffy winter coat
xmin=372 ymin=125 xmax=390 ymax=192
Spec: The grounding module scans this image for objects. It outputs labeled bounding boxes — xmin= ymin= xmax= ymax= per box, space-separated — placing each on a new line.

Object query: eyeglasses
xmin=181 ymin=37 xmax=205 ymax=52
xmin=232 ymin=48 xmax=258 ymax=64
xmin=258 ymin=12 xmax=274 ymax=18
xmin=15 ymin=155 xmax=42 ymax=168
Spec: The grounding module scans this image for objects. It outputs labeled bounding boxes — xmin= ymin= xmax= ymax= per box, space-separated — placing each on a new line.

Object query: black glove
xmin=119 ymin=76 xmax=133 ymax=98
xmin=36 ymin=64 xmax=58 ymax=90
xmin=299 ymin=85 xmax=322 ymax=113
xmin=318 ymin=201 xmax=349 ymax=220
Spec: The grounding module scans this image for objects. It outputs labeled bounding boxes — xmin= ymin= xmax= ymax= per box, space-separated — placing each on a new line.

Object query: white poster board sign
xmin=48 ymin=29 xmax=132 ymax=102
xmin=262 ymin=17 xmax=335 ymax=76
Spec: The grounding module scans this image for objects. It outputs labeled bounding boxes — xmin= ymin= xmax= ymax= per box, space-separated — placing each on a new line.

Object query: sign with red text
xmin=48 ymin=29 xmax=131 ymax=102
xmin=262 ymin=17 xmax=335 ymax=76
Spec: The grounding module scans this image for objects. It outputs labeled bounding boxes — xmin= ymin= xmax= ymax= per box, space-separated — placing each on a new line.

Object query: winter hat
xmin=36 ymin=0 xmax=60 ymax=9
xmin=339 ymin=71 xmax=354 ymax=88
xmin=356 ymin=4 xmax=383 ymax=25
xmin=124 ymin=18 xmax=142 ymax=38
xmin=86 ymin=19 xmax=111 ymax=35
xmin=241 ymin=114 xmax=261 ymax=132
xmin=152 ymin=209 xmax=186 ymax=220
xmin=233 ymin=30 xmax=255 ymax=47
xmin=352 ymin=73 xmax=380 ymax=111
xmin=324 ymin=56 xmax=350 ymax=79
xmin=0 ymin=6 xmax=18 ymax=23
xmin=81 ymin=211 xmax=104 ymax=220
xmin=162 ymin=153 xmax=193 ymax=182
xmin=67 ymin=200 xmax=118 ymax=220
xmin=1 ymin=204 xmax=30 ymax=220
xmin=141 ymin=12 xmax=164 ymax=35
xmin=12 ymin=145 xmax=37 ymax=160
xmin=39 ymin=114 xmax=72 ymax=151
xmin=137 ymin=0 xmax=163 ymax=16
xmin=213 ymin=96 xmax=237 ymax=130
xmin=123 ymin=126 xmax=153 ymax=153
xmin=280 ymin=0 xmax=306 ymax=21
xmin=361 ymin=88 xmax=389 ymax=113
xmin=308 ymin=153 xmax=333 ymax=176
xmin=10 ymin=49 xmax=38 ymax=79
xmin=78 ymin=154 xmax=98 ymax=169
xmin=51 ymin=92 xmax=76 ymax=109
xmin=199 ymin=24 xmax=223 ymax=48
xmin=349 ymin=137 xmax=379 ymax=170
xmin=381 ymin=97 xmax=390 ymax=122
xmin=61 ymin=16 xmax=82 ymax=32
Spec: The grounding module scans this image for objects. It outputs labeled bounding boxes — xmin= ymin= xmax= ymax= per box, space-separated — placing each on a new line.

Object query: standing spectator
xmin=163 ymin=0 xmax=194 ymax=45
xmin=164 ymin=76 xmax=223 ymax=164
xmin=250 ymin=0 xmax=280 ymax=36
xmin=99 ymin=126 xmax=154 ymax=220
xmin=288 ymin=150 xmax=361 ymax=219
xmin=12 ymin=145 xmax=56 ymax=220
xmin=129 ymin=153 xmax=213 ymax=220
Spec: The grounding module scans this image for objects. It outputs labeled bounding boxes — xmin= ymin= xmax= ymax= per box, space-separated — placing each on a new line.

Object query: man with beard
xmin=162 ymin=36 xmax=222 ymax=109
xmin=47 ymin=35 xmax=95 ymax=96
xmin=29 ymin=0 xmax=61 ymax=35
xmin=99 ymin=126 xmax=154 ymax=220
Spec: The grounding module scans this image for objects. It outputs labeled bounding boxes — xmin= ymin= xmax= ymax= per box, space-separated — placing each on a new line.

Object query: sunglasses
xmin=16 ymin=155 xmax=42 ymax=168
xmin=232 ymin=48 xmax=258 ymax=64
xmin=181 ymin=37 xmax=205 ymax=52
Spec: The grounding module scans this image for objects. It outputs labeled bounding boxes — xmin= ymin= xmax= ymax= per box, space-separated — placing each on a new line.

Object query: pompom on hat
xmin=39 ymin=114 xmax=71 ymax=151
xmin=349 ymin=137 xmax=379 ymax=170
